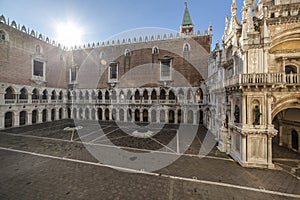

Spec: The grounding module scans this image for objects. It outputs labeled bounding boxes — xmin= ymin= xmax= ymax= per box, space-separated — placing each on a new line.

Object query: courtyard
xmin=0 ymin=120 xmax=299 ymax=199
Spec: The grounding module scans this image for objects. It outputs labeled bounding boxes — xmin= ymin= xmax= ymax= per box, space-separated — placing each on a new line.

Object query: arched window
xmin=0 ymin=30 xmax=7 ymax=41
xmin=5 ymin=87 xmax=15 ymax=99
xmin=36 ymin=45 xmax=41 ymax=54
xmin=124 ymin=49 xmax=131 ymax=57
xmin=152 ymin=46 xmax=159 ymax=55
xmin=20 ymin=88 xmax=28 ymax=99
xmin=183 ymin=43 xmax=190 ymax=52
xmin=285 ymin=65 xmax=297 ymax=74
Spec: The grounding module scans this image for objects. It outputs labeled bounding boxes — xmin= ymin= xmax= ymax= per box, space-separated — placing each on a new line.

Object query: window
xmin=285 ymin=65 xmax=297 ymax=74
xmin=152 ymin=46 xmax=159 ymax=55
xmin=160 ymin=57 xmax=172 ymax=81
xmin=36 ymin=45 xmax=41 ymax=54
xmin=33 ymin=60 xmax=45 ymax=80
xmin=0 ymin=30 xmax=6 ymax=41
xmin=124 ymin=49 xmax=130 ymax=57
xmin=183 ymin=43 xmax=190 ymax=52
xmin=109 ymin=62 xmax=118 ymax=82
xmin=70 ymin=68 xmax=77 ymax=82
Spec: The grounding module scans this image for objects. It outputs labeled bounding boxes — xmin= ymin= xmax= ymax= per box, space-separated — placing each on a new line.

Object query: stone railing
xmin=241 ymin=73 xmax=300 ymax=85
xmin=68 ymin=99 xmax=204 ymax=105
xmin=224 ymin=73 xmax=300 ymax=87
xmin=3 ymin=99 xmax=65 ymax=105
xmin=224 ymin=75 xmax=240 ymax=87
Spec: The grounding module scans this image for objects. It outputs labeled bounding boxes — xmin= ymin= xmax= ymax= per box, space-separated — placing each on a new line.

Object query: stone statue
xmin=253 ymin=105 xmax=261 ymax=125
xmin=234 ymin=105 xmax=239 ymax=123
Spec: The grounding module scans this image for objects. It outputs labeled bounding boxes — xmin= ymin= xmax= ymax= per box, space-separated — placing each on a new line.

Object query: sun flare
xmin=55 ymin=21 xmax=84 ymax=48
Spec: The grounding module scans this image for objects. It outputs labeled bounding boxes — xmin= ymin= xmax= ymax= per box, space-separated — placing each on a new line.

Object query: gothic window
xmin=36 ymin=45 xmax=41 ymax=54
xmin=152 ymin=46 xmax=159 ymax=55
xmin=124 ymin=49 xmax=131 ymax=57
xmin=160 ymin=57 xmax=172 ymax=81
xmin=32 ymin=59 xmax=45 ymax=80
xmin=109 ymin=62 xmax=118 ymax=82
xmin=0 ymin=30 xmax=6 ymax=41
xmin=0 ymin=29 xmax=9 ymax=41
xmin=183 ymin=43 xmax=190 ymax=52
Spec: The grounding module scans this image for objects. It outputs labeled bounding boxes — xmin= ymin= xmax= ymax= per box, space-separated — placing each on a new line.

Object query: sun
xmin=55 ymin=21 xmax=84 ymax=48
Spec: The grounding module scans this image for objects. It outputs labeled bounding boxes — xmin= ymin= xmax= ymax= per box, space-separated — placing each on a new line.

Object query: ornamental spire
xmin=180 ymin=2 xmax=194 ymax=34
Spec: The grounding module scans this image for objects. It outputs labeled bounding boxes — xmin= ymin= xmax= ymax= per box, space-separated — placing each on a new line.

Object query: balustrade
xmin=224 ymin=73 xmax=300 ymax=86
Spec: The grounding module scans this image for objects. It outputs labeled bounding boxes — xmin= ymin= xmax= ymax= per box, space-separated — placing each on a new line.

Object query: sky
xmin=0 ymin=0 xmax=244 ymax=48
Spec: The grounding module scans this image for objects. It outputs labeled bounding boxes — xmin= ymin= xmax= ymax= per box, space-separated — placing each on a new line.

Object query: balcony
xmin=225 ymin=73 xmax=300 ymax=87
xmin=241 ymin=73 xmax=300 ymax=85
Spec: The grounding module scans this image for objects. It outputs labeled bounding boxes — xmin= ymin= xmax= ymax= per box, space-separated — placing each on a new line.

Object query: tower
xmin=180 ymin=2 xmax=194 ymax=34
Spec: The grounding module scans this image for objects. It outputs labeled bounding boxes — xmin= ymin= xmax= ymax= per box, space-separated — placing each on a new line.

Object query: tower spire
xmin=180 ymin=2 xmax=194 ymax=34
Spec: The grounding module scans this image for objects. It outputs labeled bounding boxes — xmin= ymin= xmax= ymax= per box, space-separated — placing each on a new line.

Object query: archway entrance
xmin=272 ymin=108 xmax=300 ymax=152
xmin=143 ymin=109 xmax=148 ymax=122
xmin=5 ymin=112 xmax=13 ymax=128
xmin=32 ymin=110 xmax=38 ymax=124
xmin=42 ymin=109 xmax=47 ymax=122
xmin=19 ymin=111 xmax=27 ymax=125
xmin=135 ymin=109 xmax=140 ymax=122
xmin=105 ymin=109 xmax=110 ymax=121
xmin=169 ymin=110 xmax=175 ymax=123
xmin=98 ymin=108 xmax=103 ymax=120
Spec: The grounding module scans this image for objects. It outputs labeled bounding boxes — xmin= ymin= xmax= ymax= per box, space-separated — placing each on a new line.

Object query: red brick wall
xmin=0 ymin=23 xmax=68 ymax=89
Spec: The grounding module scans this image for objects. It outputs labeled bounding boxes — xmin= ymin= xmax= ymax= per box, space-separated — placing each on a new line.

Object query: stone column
xmin=109 ymin=109 xmax=112 ymax=121
xmin=116 ymin=109 xmax=120 ymax=121
xmin=0 ymin=112 xmax=4 ymax=129
xmin=165 ymin=109 xmax=168 ymax=123
xmin=174 ymin=110 xmax=178 ymax=124
xmin=28 ymin=112 xmax=32 ymax=125
xmin=28 ymin=92 xmax=32 ymax=104
xmin=38 ymin=110 xmax=43 ymax=123
xmin=267 ymin=96 xmax=272 ymax=125
xmin=89 ymin=108 xmax=92 ymax=120
xmin=193 ymin=111 xmax=197 ymax=125
xmin=55 ymin=109 xmax=59 ymax=120
xmin=14 ymin=112 xmax=19 ymax=127
xmin=140 ymin=110 xmax=143 ymax=122
xmin=95 ymin=109 xmax=98 ymax=121
xmin=124 ymin=109 xmax=128 ymax=122
xmin=102 ymin=110 xmax=105 ymax=121
xmin=47 ymin=109 xmax=51 ymax=122
xmin=183 ymin=109 xmax=187 ymax=124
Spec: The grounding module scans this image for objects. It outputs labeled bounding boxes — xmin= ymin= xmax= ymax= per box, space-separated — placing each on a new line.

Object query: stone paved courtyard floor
xmin=0 ymin=119 xmax=299 ymax=200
